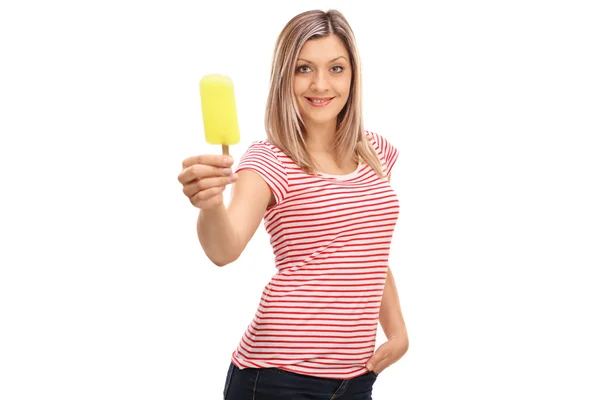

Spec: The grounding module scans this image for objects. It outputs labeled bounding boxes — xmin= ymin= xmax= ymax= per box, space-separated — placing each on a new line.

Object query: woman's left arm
xmin=379 ymin=268 xmax=409 ymax=342
xmin=367 ymin=268 xmax=410 ymax=374
xmin=366 ymin=173 xmax=409 ymax=373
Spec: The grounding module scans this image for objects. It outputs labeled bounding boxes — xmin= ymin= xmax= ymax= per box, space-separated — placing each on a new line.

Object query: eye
xmin=331 ymin=65 xmax=344 ymax=73
xmin=296 ymin=65 xmax=312 ymax=73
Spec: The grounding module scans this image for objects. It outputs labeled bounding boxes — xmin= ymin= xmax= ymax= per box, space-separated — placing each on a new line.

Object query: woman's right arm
xmin=178 ymin=154 xmax=274 ymax=267
xmin=197 ymin=169 xmax=274 ymax=266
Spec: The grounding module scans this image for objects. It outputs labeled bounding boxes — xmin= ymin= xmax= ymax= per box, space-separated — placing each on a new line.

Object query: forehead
xmin=297 ymin=35 xmax=349 ymax=62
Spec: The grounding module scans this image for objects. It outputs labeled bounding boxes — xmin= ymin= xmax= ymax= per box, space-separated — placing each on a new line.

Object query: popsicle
xmin=199 ymin=74 xmax=240 ymax=156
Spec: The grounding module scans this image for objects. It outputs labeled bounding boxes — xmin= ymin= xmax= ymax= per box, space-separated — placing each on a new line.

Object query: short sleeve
xmin=234 ymin=141 xmax=289 ymax=204
xmin=365 ymin=131 xmax=399 ymax=177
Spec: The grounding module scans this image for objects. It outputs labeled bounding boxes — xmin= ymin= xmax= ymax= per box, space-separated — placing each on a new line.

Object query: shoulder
xmin=241 ymin=140 xmax=287 ymax=160
xmin=237 ymin=140 xmax=287 ymax=168
xmin=235 ymin=139 xmax=289 ymax=204
xmin=363 ymin=130 xmax=399 ymax=175
xmin=363 ymin=130 xmax=394 ymax=151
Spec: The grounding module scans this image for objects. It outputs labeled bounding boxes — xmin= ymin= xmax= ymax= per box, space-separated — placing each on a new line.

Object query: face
xmin=293 ymin=35 xmax=352 ymax=128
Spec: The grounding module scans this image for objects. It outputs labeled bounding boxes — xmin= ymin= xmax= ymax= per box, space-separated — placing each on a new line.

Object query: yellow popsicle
xmin=199 ymin=74 xmax=240 ymax=156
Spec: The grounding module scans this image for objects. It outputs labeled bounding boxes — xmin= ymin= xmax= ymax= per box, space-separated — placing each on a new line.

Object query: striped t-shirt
xmin=230 ymin=130 xmax=400 ymax=380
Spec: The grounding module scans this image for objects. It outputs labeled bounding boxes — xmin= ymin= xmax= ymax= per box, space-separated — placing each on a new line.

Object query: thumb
xmin=366 ymin=347 xmax=385 ymax=371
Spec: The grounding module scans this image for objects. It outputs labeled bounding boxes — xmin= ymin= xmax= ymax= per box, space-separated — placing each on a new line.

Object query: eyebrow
xmin=297 ymin=56 xmax=348 ymax=64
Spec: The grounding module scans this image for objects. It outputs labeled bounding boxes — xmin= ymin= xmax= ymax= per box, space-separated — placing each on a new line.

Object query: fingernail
xmin=229 ymin=173 xmax=238 ymax=181
xmin=224 ymin=156 xmax=234 ymax=165
xmin=367 ymin=363 xmax=373 ymax=371
xmin=222 ymin=168 xmax=232 ymax=175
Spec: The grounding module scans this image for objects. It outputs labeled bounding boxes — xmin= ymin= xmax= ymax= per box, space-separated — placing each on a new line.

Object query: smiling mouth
xmin=305 ymin=97 xmax=335 ymax=106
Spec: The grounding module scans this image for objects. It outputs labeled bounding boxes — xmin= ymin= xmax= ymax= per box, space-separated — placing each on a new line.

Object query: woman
xmin=178 ymin=9 xmax=409 ymax=399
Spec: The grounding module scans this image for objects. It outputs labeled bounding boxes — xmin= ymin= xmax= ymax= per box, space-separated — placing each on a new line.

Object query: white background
xmin=1 ymin=0 xmax=599 ymax=399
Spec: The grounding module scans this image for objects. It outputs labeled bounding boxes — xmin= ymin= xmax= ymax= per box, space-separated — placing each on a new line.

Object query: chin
xmin=300 ymin=109 xmax=344 ymax=126
xmin=303 ymin=114 xmax=339 ymax=127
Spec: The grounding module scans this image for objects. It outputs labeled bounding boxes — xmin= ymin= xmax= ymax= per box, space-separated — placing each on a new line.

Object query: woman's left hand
xmin=366 ymin=335 xmax=407 ymax=375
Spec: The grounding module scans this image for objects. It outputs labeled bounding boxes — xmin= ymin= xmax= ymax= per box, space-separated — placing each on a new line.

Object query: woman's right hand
xmin=177 ymin=154 xmax=238 ymax=210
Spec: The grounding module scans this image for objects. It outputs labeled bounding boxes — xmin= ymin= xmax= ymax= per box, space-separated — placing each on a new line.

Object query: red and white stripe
xmin=231 ymin=131 xmax=399 ymax=379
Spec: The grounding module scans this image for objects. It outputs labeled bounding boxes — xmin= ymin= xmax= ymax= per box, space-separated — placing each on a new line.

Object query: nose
xmin=310 ymin=70 xmax=329 ymax=93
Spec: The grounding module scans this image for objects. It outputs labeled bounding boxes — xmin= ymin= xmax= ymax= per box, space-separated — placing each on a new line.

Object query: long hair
xmin=264 ymin=9 xmax=384 ymax=177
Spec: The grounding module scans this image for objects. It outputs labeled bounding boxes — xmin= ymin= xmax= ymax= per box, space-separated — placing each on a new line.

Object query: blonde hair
xmin=265 ymin=9 xmax=385 ymax=177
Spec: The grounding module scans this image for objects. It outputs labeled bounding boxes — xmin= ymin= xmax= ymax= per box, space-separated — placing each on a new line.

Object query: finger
xmin=182 ymin=154 xmax=234 ymax=169
xmin=178 ymin=164 xmax=233 ymax=184
xmin=368 ymin=355 xmax=390 ymax=373
xmin=197 ymin=192 xmax=226 ymax=210
xmin=191 ymin=185 xmax=226 ymax=205
xmin=366 ymin=349 xmax=387 ymax=371
xmin=183 ymin=174 xmax=238 ymax=197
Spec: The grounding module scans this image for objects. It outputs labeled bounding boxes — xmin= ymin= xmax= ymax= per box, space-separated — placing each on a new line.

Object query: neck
xmin=304 ymin=119 xmax=337 ymax=153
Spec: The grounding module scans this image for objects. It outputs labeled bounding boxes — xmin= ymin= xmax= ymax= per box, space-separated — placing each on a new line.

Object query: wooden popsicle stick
xmin=222 ymin=145 xmax=229 ymax=156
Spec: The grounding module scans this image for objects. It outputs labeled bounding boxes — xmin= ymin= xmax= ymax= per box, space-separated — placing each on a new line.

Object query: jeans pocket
xmin=223 ymin=363 xmax=234 ymax=399
xmin=369 ymin=371 xmax=379 ymax=378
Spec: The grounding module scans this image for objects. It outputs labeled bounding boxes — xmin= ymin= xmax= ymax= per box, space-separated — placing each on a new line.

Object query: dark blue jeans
xmin=223 ymin=362 xmax=379 ymax=399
